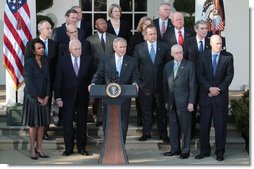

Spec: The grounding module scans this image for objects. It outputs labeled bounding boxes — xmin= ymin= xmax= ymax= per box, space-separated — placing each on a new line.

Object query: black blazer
xmin=24 ymin=57 xmax=50 ymax=98
xmin=91 ymin=55 xmax=139 ymax=85
xmin=153 ymin=18 xmax=173 ymax=41
xmin=25 ymin=38 xmax=58 ymax=89
xmin=163 ymin=27 xmax=195 ymax=51
xmin=127 ymin=32 xmax=145 ymax=56
xmin=198 ymin=50 xmax=234 ymax=106
xmin=79 ymin=20 xmax=92 ymax=38
xmin=183 ymin=37 xmax=210 ymax=73
xmin=163 ymin=59 xmax=196 ymax=110
xmin=55 ymin=54 xmax=93 ymax=105
xmin=107 ymin=19 xmax=131 ymax=43
xmin=133 ymin=41 xmax=170 ymax=93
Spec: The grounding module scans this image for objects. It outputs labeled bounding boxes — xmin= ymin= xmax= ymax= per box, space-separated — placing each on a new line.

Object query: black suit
xmin=153 ymin=18 xmax=173 ymax=41
xmin=133 ymin=41 xmax=170 ymax=137
xmin=163 ymin=59 xmax=196 ymax=154
xmin=91 ymin=55 xmax=139 ymax=143
xmin=79 ymin=20 xmax=92 ymax=38
xmin=55 ymin=54 xmax=93 ymax=152
xmin=198 ymin=50 xmax=234 ymax=156
xmin=163 ymin=27 xmax=195 ymax=52
xmin=183 ymin=37 xmax=210 ymax=138
xmin=107 ymin=19 xmax=131 ymax=43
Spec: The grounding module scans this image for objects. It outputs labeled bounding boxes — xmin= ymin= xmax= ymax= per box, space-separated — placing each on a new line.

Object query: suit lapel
xmin=144 ymin=43 xmax=153 ymax=64
xmin=68 ymin=55 xmax=78 ymax=78
xmin=174 ymin=60 xmax=184 ymax=80
xmin=206 ymin=52 xmax=214 ymax=78
xmin=119 ymin=56 xmax=128 ymax=82
xmin=215 ymin=53 xmax=224 ymax=78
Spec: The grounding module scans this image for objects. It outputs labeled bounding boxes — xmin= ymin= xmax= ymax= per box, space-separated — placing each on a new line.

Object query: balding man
xmin=195 ymin=35 xmax=234 ymax=161
xmin=163 ymin=12 xmax=195 ymax=52
xmin=163 ymin=44 xmax=196 ymax=159
xmin=55 ymin=39 xmax=93 ymax=156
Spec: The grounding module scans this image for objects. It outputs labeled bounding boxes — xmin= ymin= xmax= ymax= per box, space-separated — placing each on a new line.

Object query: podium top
xmin=90 ymin=85 xmax=137 ymax=99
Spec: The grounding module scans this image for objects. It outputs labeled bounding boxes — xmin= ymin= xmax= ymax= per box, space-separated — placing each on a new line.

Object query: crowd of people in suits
xmin=21 ymin=2 xmax=234 ymax=162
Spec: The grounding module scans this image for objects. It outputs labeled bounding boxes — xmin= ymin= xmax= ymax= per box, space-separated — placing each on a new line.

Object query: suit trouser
xmin=102 ymin=99 xmax=131 ymax=144
xmin=92 ymin=98 xmax=103 ymax=122
xmin=63 ymin=101 xmax=88 ymax=151
xmin=139 ymin=90 xmax=168 ymax=136
xmin=169 ymin=102 xmax=192 ymax=153
xmin=199 ymin=99 xmax=228 ymax=155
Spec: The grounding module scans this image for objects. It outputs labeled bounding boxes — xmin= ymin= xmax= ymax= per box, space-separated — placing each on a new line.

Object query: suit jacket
xmin=86 ymin=32 xmax=117 ymax=72
xmin=198 ymin=50 xmax=234 ymax=106
xmin=25 ymin=38 xmax=58 ymax=89
xmin=163 ymin=59 xmax=196 ymax=110
xmin=127 ymin=32 xmax=145 ymax=56
xmin=163 ymin=27 xmax=195 ymax=51
xmin=91 ymin=55 xmax=139 ymax=86
xmin=107 ymin=19 xmax=131 ymax=43
xmin=183 ymin=37 xmax=210 ymax=74
xmin=55 ymin=54 xmax=93 ymax=105
xmin=24 ymin=57 xmax=50 ymax=99
xmin=79 ymin=20 xmax=92 ymax=38
xmin=133 ymin=41 xmax=170 ymax=93
xmin=153 ymin=18 xmax=173 ymax=41
xmin=52 ymin=23 xmax=85 ymax=57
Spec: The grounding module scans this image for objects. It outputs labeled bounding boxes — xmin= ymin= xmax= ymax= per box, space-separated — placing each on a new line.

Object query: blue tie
xmin=150 ymin=44 xmax=155 ymax=63
xmin=199 ymin=41 xmax=203 ymax=52
xmin=212 ymin=54 xmax=218 ymax=77
xmin=44 ymin=40 xmax=48 ymax=57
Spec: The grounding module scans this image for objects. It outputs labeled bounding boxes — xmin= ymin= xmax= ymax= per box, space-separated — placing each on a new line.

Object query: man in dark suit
xmin=87 ymin=18 xmax=117 ymax=126
xmin=71 ymin=6 xmax=92 ymax=38
xmin=153 ymin=2 xmax=173 ymax=41
xmin=133 ymin=25 xmax=171 ymax=143
xmin=163 ymin=44 xmax=196 ymax=159
xmin=25 ymin=20 xmax=58 ymax=140
xmin=163 ymin=12 xmax=195 ymax=52
xmin=183 ymin=20 xmax=210 ymax=139
xmin=55 ymin=39 xmax=93 ymax=156
xmin=89 ymin=37 xmax=139 ymax=143
xmin=195 ymin=35 xmax=234 ymax=161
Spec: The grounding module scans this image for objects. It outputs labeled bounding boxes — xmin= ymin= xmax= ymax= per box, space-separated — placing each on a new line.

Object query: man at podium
xmin=89 ymin=37 xmax=139 ymax=143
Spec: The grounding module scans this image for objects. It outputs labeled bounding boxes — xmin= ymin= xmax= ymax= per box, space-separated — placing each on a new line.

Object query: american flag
xmin=201 ymin=0 xmax=225 ymax=34
xmin=3 ymin=0 xmax=32 ymax=90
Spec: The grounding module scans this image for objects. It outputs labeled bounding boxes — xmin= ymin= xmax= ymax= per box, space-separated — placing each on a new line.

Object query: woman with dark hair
xmin=22 ymin=38 xmax=50 ymax=160
xmin=107 ymin=3 xmax=131 ymax=43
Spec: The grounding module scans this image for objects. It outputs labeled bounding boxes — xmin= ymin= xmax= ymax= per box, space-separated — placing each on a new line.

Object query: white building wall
xmin=0 ymin=0 xmax=250 ymax=91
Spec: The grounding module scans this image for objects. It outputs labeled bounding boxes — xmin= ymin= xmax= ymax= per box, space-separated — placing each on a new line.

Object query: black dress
xmin=22 ymin=57 xmax=50 ymax=127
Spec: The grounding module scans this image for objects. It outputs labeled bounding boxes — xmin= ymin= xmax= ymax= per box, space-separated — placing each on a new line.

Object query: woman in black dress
xmin=22 ymin=38 xmax=50 ymax=160
xmin=107 ymin=4 xmax=131 ymax=43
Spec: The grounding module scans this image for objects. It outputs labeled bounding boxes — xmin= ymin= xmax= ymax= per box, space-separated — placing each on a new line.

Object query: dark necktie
xmin=199 ymin=41 xmax=203 ymax=53
xmin=150 ymin=44 xmax=155 ymax=63
xmin=178 ymin=31 xmax=184 ymax=46
xmin=212 ymin=54 xmax=218 ymax=77
xmin=101 ymin=34 xmax=105 ymax=50
xmin=161 ymin=21 xmax=166 ymax=38
xmin=74 ymin=58 xmax=79 ymax=76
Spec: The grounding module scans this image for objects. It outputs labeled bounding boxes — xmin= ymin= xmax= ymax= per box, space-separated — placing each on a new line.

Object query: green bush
xmin=184 ymin=16 xmax=195 ymax=31
xmin=231 ymin=90 xmax=249 ymax=152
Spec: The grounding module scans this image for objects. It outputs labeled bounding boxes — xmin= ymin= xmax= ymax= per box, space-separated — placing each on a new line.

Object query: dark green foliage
xmin=36 ymin=0 xmax=54 ymax=13
xmin=231 ymin=90 xmax=249 ymax=152
xmin=184 ymin=16 xmax=195 ymax=31
xmin=173 ymin=0 xmax=195 ymax=16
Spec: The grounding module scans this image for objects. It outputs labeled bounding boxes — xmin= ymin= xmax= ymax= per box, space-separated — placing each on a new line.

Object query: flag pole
xmin=16 ymin=90 xmax=18 ymax=104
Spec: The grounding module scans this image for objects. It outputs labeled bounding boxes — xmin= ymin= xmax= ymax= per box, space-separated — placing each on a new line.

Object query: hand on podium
xmin=88 ymin=83 xmax=95 ymax=92
xmin=132 ymin=82 xmax=139 ymax=92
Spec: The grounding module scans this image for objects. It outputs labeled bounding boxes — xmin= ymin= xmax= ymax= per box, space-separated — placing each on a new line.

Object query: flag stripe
xmin=3 ymin=0 xmax=31 ymax=89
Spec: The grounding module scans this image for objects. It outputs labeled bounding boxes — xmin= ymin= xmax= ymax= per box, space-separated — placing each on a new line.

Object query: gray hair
xmin=113 ymin=37 xmax=127 ymax=47
xmin=194 ymin=20 xmax=208 ymax=30
xmin=171 ymin=44 xmax=183 ymax=53
xmin=37 ymin=20 xmax=50 ymax=33
xmin=69 ymin=39 xmax=81 ymax=49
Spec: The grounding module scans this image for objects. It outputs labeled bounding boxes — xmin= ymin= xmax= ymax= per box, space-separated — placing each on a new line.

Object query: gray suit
xmin=86 ymin=32 xmax=117 ymax=73
xmin=163 ymin=59 xmax=196 ymax=154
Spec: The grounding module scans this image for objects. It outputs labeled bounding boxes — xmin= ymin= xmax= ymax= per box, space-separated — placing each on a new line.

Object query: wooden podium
xmin=90 ymin=84 xmax=137 ymax=164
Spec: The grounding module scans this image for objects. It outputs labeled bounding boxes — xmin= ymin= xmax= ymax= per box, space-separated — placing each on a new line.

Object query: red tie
xmin=178 ymin=31 xmax=184 ymax=46
xmin=161 ymin=21 xmax=166 ymax=38
xmin=101 ymin=34 xmax=105 ymax=50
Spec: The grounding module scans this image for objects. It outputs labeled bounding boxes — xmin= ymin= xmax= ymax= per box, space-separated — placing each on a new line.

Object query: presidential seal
xmin=106 ymin=83 xmax=122 ymax=98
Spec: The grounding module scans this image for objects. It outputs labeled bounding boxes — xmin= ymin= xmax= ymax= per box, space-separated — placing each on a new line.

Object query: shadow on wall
xmin=46 ymin=13 xmax=58 ymax=28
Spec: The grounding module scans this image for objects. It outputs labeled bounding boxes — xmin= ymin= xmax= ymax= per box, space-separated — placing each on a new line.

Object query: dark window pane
xmin=94 ymin=0 xmax=107 ymax=11
xmin=120 ymin=0 xmax=132 ymax=12
xmin=81 ymin=0 xmax=92 ymax=11
xmin=135 ymin=14 xmax=147 ymax=29
xmin=121 ymin=14 xmax=132 ymax=30
xmin=82 ymin=13 xmax=92 ymax=23
xmin=135 ymin=0 xmax=147 ymax=11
